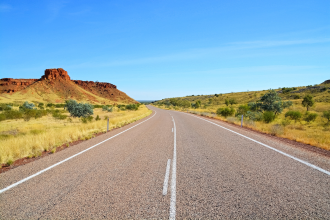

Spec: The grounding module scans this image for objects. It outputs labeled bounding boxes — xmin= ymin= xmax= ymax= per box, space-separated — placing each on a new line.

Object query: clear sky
xmin=1 ymin=1 xmax=329 ymax=100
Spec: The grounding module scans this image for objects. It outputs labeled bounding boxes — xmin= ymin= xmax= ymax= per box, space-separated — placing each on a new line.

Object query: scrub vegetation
xmin=0 ymin=101 xmax=151 ymax=165
xmin=153 ymin=82 xmax=330 ymax=151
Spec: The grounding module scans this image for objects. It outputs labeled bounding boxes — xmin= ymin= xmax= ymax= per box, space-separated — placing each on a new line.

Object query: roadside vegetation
xmin=152 ymin=83 xmax=330 ymax=151
xmin=0 ymin=101 xmax=151 ymax=166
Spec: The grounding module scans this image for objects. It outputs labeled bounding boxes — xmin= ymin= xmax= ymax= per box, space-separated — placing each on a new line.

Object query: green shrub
xmin=285 ymin=110 xmax=302 ymax=123
xmin=2 ymin=110 xmax=23 ymax=120
xmin=236 ymin=105 xmax=250 ymax=116
xmin=216 ymin=107 xmax=235 ymax=117
xmin=66 ymin=99 xmax=93 ymax=118
xmin=304 ymin=112 xmax=318 ymax=123
xmin=323 ymin=110 xmax=330 ymax=123
xmin=102 ymin=105 xmax=109 ymax=111
xmin=126 ymin=104 xmax=139 ymax=111
xmin=246 ymin=111 xmax=263 ymax=121
xmin=108 ymin=107 xmax=113 ymax=112
xmin=46 ymin=103 xmax=54 ymax=108
xmin=0 ymin=114 xmax=6 ymax=121
xmin=263 ymin=111 xmax=275 ymax=123
xmin=95 ymin=115 xmax=101 ymax=121
xmin=293 ymin=95 xmax=300 ymax=99
xmin=281 ymin=119 xmax=291 ymax=127
xmin=87 ymin=115 xmax=93 ymax=122
xmin=81 ymin=117 xmax=87 ymax=123
xmin=21 ymin=101 xmax=35 ymax=110
xmin=52 ymin=109 xmax=67 ymax=120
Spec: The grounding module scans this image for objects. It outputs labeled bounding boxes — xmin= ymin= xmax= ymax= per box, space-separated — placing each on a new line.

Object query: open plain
xmin=1 ymin=106 xmax=329 ymax=219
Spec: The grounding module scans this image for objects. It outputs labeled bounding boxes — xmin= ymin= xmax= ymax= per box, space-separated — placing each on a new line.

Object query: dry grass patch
xmin=0 ymin=106 xmax=152 ymax=165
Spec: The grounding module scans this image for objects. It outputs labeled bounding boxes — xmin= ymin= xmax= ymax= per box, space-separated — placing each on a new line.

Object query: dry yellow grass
xmin=156 ymin=105 xmax=330 ymax=151
xmin=0 ymin=106 xmax=152 ymax=165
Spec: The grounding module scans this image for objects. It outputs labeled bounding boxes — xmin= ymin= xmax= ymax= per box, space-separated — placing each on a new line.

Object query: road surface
xmin=1 ymin=106 xmax=329 ymax=219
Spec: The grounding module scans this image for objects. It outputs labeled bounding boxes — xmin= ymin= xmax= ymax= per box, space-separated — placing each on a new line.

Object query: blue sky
xmin=1 ymin=0 xmax=329 ymax=100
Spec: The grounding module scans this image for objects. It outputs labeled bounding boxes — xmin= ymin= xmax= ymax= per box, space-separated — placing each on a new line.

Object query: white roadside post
xmin=241 ymin=115 xmax=243 ymax=127
xmin=107 ymin=118 xmax=109 ymax=132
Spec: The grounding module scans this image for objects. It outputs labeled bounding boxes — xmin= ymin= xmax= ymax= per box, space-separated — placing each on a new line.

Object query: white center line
xmin=169 ymin=116 xmax=177 ymax=220
xmin=172 ymin=128 xmax=173 ymax=132
xmin=185 ymin=112 xmax=330 ymax=176
xmin=163 ymin=159 xmax=171 ymax=195
xmin=0 ymin=111 xmax=157 ymax=194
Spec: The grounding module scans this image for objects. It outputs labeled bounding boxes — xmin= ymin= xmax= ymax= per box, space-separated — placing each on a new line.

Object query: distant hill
xmin=154 ymin=80 xmax=330 ymax=106
xmin=0 ymin=68 xmax=137 ymax=104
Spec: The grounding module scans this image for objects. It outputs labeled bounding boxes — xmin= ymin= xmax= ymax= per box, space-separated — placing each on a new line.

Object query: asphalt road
xmin=1 ymin=106 xmax=329 ymax=219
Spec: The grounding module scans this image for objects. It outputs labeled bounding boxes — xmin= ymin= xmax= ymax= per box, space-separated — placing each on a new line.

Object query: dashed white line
xmin=169 ymin=116 xmax=177 ymax=220
xmin=185 ymin=112 xmax=330 ymax=176
xmin=163 ymin=159 xmax=171 ymax=195
xmin=0 ymin=111 xmax=157 ymax=194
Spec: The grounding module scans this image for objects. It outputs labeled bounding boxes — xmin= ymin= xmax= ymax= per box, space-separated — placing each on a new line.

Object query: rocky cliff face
xmin=0 ymin=78 xmax=38 ymax=93
xmin=73 ymin=80 xmax=117 ymax=89
xmin=41 ymin=68 xmax=70 ymax=81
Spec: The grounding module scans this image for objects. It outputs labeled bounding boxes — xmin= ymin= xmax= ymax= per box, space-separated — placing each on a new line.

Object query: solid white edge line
xmin=163 ymin=159 xmax=171 ymax=195
xmin=184 ymin=112 xmax=330 ymax=176
xmin=169 ymin=116 xmax=177 ymax=220
xmin=0 ymin=111 xmax=157 ymax=194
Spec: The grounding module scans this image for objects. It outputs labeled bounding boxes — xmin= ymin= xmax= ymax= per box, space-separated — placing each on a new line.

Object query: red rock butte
xmin=41 ymin=68 xmax=70 ymax=81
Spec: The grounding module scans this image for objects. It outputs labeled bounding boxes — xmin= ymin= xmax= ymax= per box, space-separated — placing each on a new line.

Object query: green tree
xmin=249 ymin=89 xmax=292 ymax=115
xmin=285 ymin=110 xmax=302 ymax=123
xmin=302 ymin=95 xmax=315 ymax=111
xmin=225 ymin=99 xmax=229 ymax=106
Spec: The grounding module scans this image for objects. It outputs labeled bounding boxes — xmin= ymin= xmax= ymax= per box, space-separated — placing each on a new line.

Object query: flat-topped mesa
xmin=41 ymin=68 xmax=70 ymax=81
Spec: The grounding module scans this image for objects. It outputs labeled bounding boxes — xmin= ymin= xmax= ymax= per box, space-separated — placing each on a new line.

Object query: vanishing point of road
xmin=1 ymin=106 xmax=329 ymax=219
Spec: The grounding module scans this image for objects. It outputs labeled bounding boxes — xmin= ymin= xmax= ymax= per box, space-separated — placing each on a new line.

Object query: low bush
xmin=95 ymin=115 xmax=101 ymax=121
xmin=304 ymin=112 xmax=318 ymax=123
xmin=285 ymin=110 xmax=302 ymax=123
xmin=126 ymin=104 xmax=139 ymax=111
xmin=246 ymin=111 xmax=263 ymax=121
xmin=323 ymin=110 xmax=330 ymax=123
xmin=52 ymin=109 xmax=67 ymax=120
xmin=263 ymin=111 xmax=275 ymax=123
xmin=216 ymin=107 xmax=235 ymax=117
